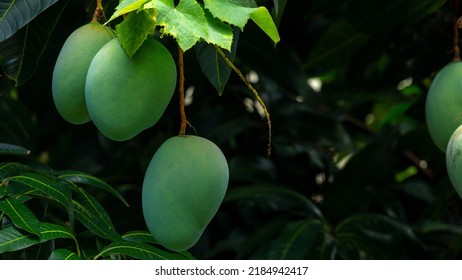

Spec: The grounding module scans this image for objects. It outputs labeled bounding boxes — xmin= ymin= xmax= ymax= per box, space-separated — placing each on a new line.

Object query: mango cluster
xmin=52 ymin=22 xmax=177 ymax=141
xmin=52 ymin=22 xmax=229 ymax=252
xmin=425 ymin=61 xmax=462 ymax=198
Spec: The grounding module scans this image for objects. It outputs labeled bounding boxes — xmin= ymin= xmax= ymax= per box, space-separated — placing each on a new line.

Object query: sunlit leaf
xmin=156 ymin=0 xmax=233 ymax=51
xmin=203 ymin=0 xmax=280 ymax=44
xmin=115 ymin=9 xmax=156 ymax=57
xmin=107 ymin=0 xmax=150 ymax=23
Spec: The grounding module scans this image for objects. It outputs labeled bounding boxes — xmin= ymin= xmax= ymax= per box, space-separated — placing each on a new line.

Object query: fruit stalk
xmin=454 ymin=16 xmax=462 ymax=61
xmin=178 ymin=47 xmax=187 ymax=136
xmin=92 ymin=0 xmax=104 ymax=22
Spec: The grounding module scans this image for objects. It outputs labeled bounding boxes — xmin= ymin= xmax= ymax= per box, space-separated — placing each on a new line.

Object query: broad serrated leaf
xmin=204 ymin=0 xmax=280 ymax=44
xmin=48 ymin=248 xmax=80 ymax=260
xmin=107 ymin=0 xmax=150 ymax=23
xmin=58 ymin=171 xmax=129 ymax=207
xmin=0 ymin=197 xmax=41 ymax=235
xmin=195 ymin=27 xmax=239 ymax=95
xmin=115 ymin=9 xmax=156 ymax=57
xmin=0 ymin=0 xmax=67 ymax=85
xmin=0 ymin=226 xmax=38 ymax=253
xmin=0 ymin=143 xmax=30 ymax=156
xmin=72 ymin=187 xmax=121 ymax=242
xmin=156 ymin=0 xmax=233 ymax=51
xmin=8 ymin=173 xmax=74 ymax=222
xmin=122 ymin=231 xmax=158 ymax=244
xmin=0 ymin=0 xmax=59 ymax=42
xmin=95 ymin=241 xmax=190 ymax=260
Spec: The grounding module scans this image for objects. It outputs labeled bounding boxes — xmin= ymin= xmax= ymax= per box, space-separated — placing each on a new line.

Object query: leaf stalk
xmin=214 ymin=45 xmax=272 ymax=156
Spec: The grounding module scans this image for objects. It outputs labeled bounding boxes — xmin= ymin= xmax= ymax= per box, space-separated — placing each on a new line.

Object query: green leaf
xmin=306 ymin=19 xmax=369 ymax=69
xmin=0 ymin=95 xmax=37 ymax=146
xmin=0 ymin=0 xmax=59 ymax=42
xmin=273 ymin=0 xmax=279 ymax=15
xmin=156 ymin=0 xmax=233 ymax=51
xmin=72 ymin=188 xmax=121 ymax=242
xmin=336 ymin=213 xmax=423 ymax=247
xmin=58 ymin=171 xmax=129 ymax=207
xmin=195 ymin=27 xmax=239 ymax=95
xmin=225 ymin=183 xmax=325 ymax=220
xmin=8 ymin=173 xmax=74 ymax=222
xmin=48 ymin=248 xmax=80 ymax=260
xmin=122 ymin=231 xmax=158 ymax=244
xmin=115 ymin=9 xmax=156 ymax=57
xmin=0 ymin=226 xmax=38 ymax=253
xmin=305 ymin=0 xmax=445 ymax=70
xmin=0 ymin=0 xmax=67 ymax=85
xmin=274 ymin=219 xmax=325 ymax=259
xmin=0 ymin=144 xmax=30 ymax=156
xmin=0 ymin=197 xmax=40 ymax=235
xmin=95 ymin=241 xmax=190 ymax=260
xmin=38 ymin=223 xmax=75 ymax=242
xmin=203 ymin=0 xmax=280 ymax=44
xmin=0 ymin=162 xmax=30 ymax=181
xmin=107 ymin=0 xmax=151 ymax=23
xmin=257 ymin=219 xmax=325 ymax=259
xmin=347 ymin=0 xmax=446 ymax=34
xmin=0 ymin=188 xmax=7 ymax=199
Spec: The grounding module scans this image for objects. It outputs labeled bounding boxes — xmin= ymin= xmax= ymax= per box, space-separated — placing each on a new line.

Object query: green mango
xmin=446 ymin=124 xmax=462 ymax=198
xmin=85 ymin=37 xmax=177 ymax=141
xmin=52 ymin=22 xmax=114 ymax=124
xmin=425 ymin=61 xmax=462 ymax=152
xmin=142 ymin=135 xmax=229 ymax=252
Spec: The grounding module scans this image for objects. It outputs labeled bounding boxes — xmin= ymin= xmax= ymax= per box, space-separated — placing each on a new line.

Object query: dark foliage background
xmin=2 ymin=0 xmax=462 ymax=259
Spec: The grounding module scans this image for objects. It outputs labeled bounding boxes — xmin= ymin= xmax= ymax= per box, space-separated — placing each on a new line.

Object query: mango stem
xmin=178 ymin=47 xmax=187 ymax=136
xmin=453 ymin=16 xmax=462 ymax=61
